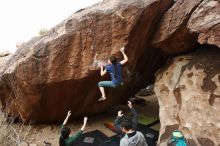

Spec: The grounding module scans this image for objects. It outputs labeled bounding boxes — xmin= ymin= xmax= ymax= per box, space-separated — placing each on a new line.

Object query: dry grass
xmin=0 ymin=114 xmax=32 ymax=146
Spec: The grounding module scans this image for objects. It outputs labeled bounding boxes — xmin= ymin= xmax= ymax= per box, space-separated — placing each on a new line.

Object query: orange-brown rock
xmin=151 ymin=0 xmax=220 ymax=55
xmin=154 ymin=47 xmax=220 ymax=146
xmin=151 ymin=0 xmax=203 ymax=54
xmin=0 ymin=0 xmax=172 ymax=123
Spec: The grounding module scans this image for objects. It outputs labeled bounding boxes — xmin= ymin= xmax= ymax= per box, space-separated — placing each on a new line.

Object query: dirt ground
xmin=0 ymin=94 xmax=160 ymax=146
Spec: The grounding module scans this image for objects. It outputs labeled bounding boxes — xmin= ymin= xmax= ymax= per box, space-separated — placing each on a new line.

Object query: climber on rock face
xmin=98 ymin=46 xmax=128 ymax=101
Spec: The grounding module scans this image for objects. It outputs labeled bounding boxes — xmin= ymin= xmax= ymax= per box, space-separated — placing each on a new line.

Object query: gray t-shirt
xmin=120 ymin=131 xmax=148 ymax=146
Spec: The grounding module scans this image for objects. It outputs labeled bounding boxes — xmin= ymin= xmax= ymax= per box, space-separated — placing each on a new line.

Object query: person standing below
xmin=59 ymin=111 xmax=88 ymax=146
xmin=120 ymin=116 xmax=148 ymax=146
xmin=114 ymin=101 xmax=138 ymax=136
xmin=98 ymin=47 xmax=128 ymax=101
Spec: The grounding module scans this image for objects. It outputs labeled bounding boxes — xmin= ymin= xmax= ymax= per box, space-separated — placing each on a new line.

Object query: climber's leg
xmin=98 ymin=86 xmax=106 ymax=101
xmin=98 ymin=81 xmax=116 ymax=101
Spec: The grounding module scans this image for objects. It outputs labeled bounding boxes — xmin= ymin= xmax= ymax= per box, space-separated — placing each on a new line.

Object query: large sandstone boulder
xmin=151 ymin=0 xmax=220 ymax=54
xmin=154 ymin=47 xmax=220 ymax=146
xmin=0 ymin=0 xmax=172 ymax=123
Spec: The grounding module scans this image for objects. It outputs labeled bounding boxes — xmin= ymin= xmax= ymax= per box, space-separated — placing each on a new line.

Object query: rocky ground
xmin=0 ymin=94 xmax=160 ymax=146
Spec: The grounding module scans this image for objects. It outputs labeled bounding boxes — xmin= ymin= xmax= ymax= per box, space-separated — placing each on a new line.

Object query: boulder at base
xmin=0 ymin=0 xmax=172 ymax=123
xmin=154 ymin=47 xmax=220 ymax=146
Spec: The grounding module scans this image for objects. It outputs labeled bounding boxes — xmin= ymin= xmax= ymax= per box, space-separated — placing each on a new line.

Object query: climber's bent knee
xmin=98 ymin=81 xmax=121 ymax=88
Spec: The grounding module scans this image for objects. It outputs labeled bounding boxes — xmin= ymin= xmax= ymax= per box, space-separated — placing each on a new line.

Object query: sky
xmin=0 ymin=0 xmax=101 ymax=53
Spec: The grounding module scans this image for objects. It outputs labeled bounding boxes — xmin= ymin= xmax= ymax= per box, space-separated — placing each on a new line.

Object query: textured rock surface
xmin=0 ymin=52 xmax=12 ymax=74
xmin=0 ymin=0 xmax=172 ymax=123
xmin=151 ymin=0 xmax=220 ymax=54
xmin=188 ymin=0 xmax=220 ymax=48
xmin=154 ymin=47 xmax=220 ymax=146
xmin=151 ymin=0 xmax=203 ymax=54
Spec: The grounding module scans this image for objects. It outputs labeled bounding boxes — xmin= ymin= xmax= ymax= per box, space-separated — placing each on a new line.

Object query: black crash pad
xmin=72 ymin=130 xmax=109 ymax=146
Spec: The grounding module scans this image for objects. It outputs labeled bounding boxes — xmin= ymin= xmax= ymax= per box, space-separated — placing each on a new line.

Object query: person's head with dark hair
xmin=60 ymin=110 xmax=88 ymax=146
xmin=120 ymin=114 xmax=148 ymax=146
xmin=59 ymin=126 xmax=71 ymax=146
xmin=121 ymin=116 xmax=133 ymax=133
xmin=109 ymin=56 xmax=117 ymax=64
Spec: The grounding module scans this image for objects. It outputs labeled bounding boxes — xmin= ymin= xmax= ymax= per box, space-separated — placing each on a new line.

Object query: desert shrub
xmin=0 ymin=114 xmax=32 ymax=146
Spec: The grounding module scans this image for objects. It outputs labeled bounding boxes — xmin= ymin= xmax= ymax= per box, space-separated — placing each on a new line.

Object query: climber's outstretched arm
xmin=100 ymin=65 xmax=107 ymax=76
xmin=80 ymin=117 xmax=88 ymax=131
xmin=63 ymin=110 xmax=71 ymax=125
xmin=120 ymin=47 xmax=128 ymax=65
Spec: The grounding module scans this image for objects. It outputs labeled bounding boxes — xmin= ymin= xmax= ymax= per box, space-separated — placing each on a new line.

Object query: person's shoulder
xmin=136 ymin=131 xmax=143 ymax=134
xmin=120 ymin=136 xmax=128 ymax=145
xmin=105 ymin=64 xmax=111 ymax=69
xmin=120 ymin=135 xmax=128 ymax=141
xmin=105 ymin=64 xmax=113 ymax=71
xmin=118 ymin=62 xmax=122 ymax=66
xmin=105 ymin=64 xmax=112 ymax=68
xmin=136 ymin=131 xmax=145 ymax=137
